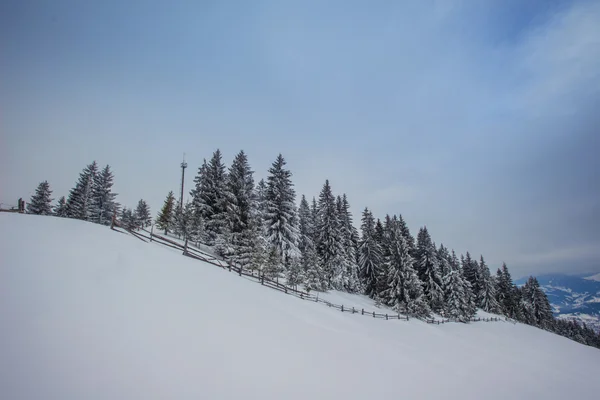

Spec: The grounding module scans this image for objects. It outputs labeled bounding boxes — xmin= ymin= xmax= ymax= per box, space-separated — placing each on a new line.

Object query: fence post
xmin=341 ymin=305 xmax=344 ymax=312
xmin=300 ymin=293 xmax=303 ymax=300
xmin=261 ymin=275 xmax=264 ymax=285
xmin=362 ymin=308 xmax=364 ymax=315
xmin=352 ymin=307 xmax=355 ymax=314
xmin=183 ymin=238 xmax=188 ymax=255
xmin=373 ymin=311 xmax=375 ymax=318
xmin=386 ymin=314 xmax=388 ymax=320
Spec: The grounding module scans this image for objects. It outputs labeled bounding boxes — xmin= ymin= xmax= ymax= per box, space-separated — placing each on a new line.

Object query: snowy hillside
xmin=1 ymin=214 xmax=599 ymax=400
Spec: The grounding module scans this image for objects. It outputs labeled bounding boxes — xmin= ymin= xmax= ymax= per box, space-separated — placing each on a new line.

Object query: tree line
xmin=24 ymin=152 xmax=600 ymax=349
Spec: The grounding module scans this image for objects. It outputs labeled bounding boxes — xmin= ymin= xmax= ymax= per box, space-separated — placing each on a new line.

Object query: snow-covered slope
xmin=1 ymin=214 xmax=599 ymax=400
xmin=586 ymin=272 xmax=600 ymax=282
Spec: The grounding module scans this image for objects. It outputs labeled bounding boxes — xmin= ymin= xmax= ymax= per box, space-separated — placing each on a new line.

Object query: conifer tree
xmin=443 ymin=250 xmax=476 ymax=321
xmin=496 ymin=263 xmax=516 ymax=317
xmin=173 ymin=202 xmax=186 ymax=238
xmin=53 ymin=196 xmax=68 ymax=217
xmin=191 ymin=150 xmax=229 ymax=250
xmin=66 ymin=161 xmax=98 ymax=220
xmin=478 ymin=256 xmax=500 ymax=313
xmin=315 ymin=180 xmax=343 ymax=289
xmin=415 ymin=226 xmax=444 ymax=312
xmin=265 ymin=154 xmax=299 ymax=270
xmin=437 ymin=244 xmax=451 ymax=280
xmin=156 ymin=191 xmax=176 ymax=234
xmin=225 ymin=150 xmax=257 ymax=268
xmin=90 ymin=165 xmax=117 ymax=225
xmin=298 ymin=195 xmax=322 ymax=290
xmin=358 ymin=208 xmax=382 ymax=298
xmin=27 ymin=181 xmax=53 ymax=215
xmin=382 ymin=215 xmax=430 ymax=317
xmin=462 ymin=251 xmax=484 ymax=304
xmin=133 ymin=199 xmax=152 ymax=228
xmin=338 ymin=194 xmax=361 ymax=292
xmin=522 ymin=276 xmax=553 ymax=328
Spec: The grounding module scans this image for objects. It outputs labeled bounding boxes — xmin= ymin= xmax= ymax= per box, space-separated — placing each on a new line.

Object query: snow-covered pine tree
xmin=190 ymin=151 xmax=229 ymax=251
xmin=27 ymin=181 xmax=53 ymax=215
xmin=358 ymin=207 xmax=382 ymax=298
xmin=134 ymin=199 xmax=152 ymax=228
xmin=265 ymin=154 xmax=299 ymax=271
xmin=415 ymin=226 xmax=444 ymax=312
xmin=522 ymin=276 xmax=553 ymax=328
xmin=496 ymin=263 xmax=516 ymax=318
xmin=225 ymin=150 xmax=257 ymax=269
xmin=156 ymin=191 xmax=176 ymax=234
xmin=462 ymin=251 xmax=484 ymax=305
xmin=315 ymin=180 xmax=343 ymax=290
xmin=120 ymin=207 xmax=136 ymax=231
xmin=478 ymin=256 xmax=500 ymax=313
xmin=298 ymin=195 xmax=323 ymax=291
xmin=66 ymin=161 xmax=98 ymax=220
xmin=443 ymin=250 xmax=476 ymax=321
xmin=90 ymin=164 xmax=117 ymax=225
xmin=53 ymin=196 xmax=68 ymax=217
xmin=338 ymin=194 xmax=361 ymax=292
xmin=459 ymin=257 xmax=478 ymax=317
xmin=398 ymin=214 xmax=416 ymax=258
xmin=437 ymin=244 xmax=451 ymax=281
xmin=382 ymin=215 xmax=430 ymax=317
xmin=255 ymin=178 xmax=267 ymax=232
xmin=172 ymin=202 xmax=185 ymax=238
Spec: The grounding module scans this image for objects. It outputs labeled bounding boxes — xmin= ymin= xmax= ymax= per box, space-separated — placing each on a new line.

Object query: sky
xmin=1 ymin=0 xmax=599 ymax=279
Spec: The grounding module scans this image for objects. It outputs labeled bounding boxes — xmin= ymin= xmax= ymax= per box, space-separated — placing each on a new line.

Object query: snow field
xmin=1 ymin=213 xmax=599 ymax=400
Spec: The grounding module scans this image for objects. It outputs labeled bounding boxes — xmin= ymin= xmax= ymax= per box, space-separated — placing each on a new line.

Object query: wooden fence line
xmin=112 ymin=222 xmax=504 ymax=326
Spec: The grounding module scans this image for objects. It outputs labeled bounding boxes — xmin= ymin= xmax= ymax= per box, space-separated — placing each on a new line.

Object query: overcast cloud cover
xmin=1 ymin=0 xmax=599 ymax=279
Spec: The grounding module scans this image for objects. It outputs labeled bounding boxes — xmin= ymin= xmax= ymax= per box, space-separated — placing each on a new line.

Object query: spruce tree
xmin=66 ymin=161 xmax=98 ymax=220
xmin=478 ymin=256 xmax=500 ymax=313
xmin=298 ymin=195 xmax=322 ymax=290
xmin=462 ymin=251 xmax=484 ymax=305
xmin=522 ymin=276 xmax=553 ymax=328
xmin=382 ymin=215 xmax=430 ymax=317
xmin=443 ymin=250 xmax=476 ymax=321
xmin=338 ymin=194 xmax=361 ymax=292
xmin=27 ymin=181 xmax=53 ymax=215
xmin=315 ymin=180 xmax=343 ymax=289
xmin=90 ymin=164 xmax=117 ymax=225
xmin=265 ymin=154 xmax=299 ymax=270
xmin=133 ymin=199 xmax=152 ymax=228
xmin=358 ymin=208 xmax=382 ymax=298
xmin=156 ymin=191 xmax=176 ymax=234
xmin=437 ymin=244 xmax=451 ymax=281
xmin=496 ymin=263 xmax=516 ymax=317
xmin=415 ymin=226 xmax=444 ymax=312
xmin=191 ymin=150 xmax=229 ymax=251
xmin=53 ymin=196 xmax=68 ymax=217
xmin=225 ymin=150 xmax=257 ymax=268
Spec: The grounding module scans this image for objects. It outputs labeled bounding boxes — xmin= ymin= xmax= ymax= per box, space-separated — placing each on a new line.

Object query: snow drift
xmin=1 ymin=213 xmax=599 ymax=400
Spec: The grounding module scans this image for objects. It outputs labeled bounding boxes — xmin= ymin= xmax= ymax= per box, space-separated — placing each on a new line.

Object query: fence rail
xmin=110 ymin=220 xmax=504 ymax=327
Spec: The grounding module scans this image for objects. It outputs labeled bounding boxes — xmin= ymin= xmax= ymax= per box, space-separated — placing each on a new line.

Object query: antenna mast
xmin=180 ymin=153 xmax=187 ymax=209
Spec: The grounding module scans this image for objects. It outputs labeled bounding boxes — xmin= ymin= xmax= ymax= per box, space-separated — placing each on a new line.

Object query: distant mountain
xmin=516 ymin=274 xmax=600 ymax=332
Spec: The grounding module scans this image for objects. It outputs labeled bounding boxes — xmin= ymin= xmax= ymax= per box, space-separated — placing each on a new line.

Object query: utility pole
xmin=180 ymin=153 xmax=187 ymax=210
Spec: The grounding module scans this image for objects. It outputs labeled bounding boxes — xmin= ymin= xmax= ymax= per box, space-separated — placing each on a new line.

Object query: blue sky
xmin=1 ymin=0 xmax=598 ymax=278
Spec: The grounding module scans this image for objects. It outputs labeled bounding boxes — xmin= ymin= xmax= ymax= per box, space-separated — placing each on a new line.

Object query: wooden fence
xmin=111 ymin=221 xmax=504 ymax=326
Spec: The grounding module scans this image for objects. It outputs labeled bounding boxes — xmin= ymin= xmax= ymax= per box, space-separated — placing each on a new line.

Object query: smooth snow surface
xmin=1 ymin=214 xmax=599 ymax=400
